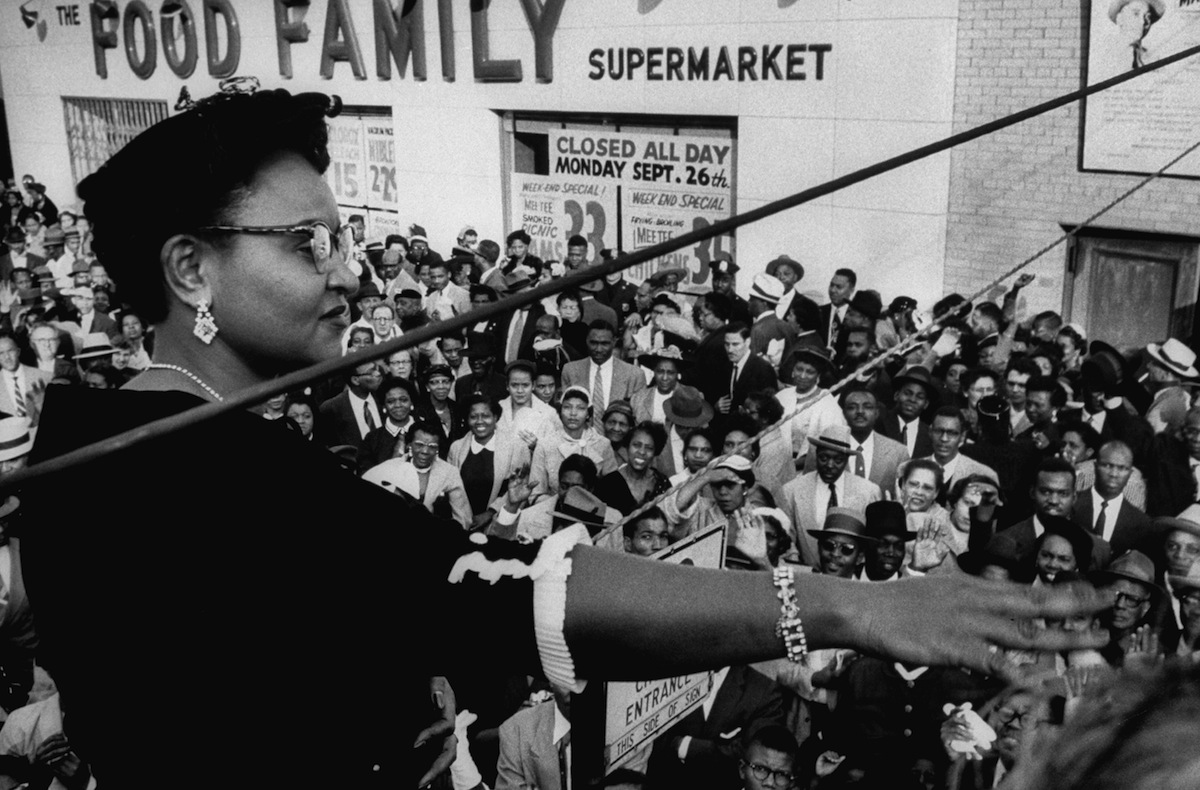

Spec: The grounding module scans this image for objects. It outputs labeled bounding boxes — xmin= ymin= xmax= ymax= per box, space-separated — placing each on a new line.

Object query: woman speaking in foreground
xmin=17 ymin=83 xmax=1110 ymax=788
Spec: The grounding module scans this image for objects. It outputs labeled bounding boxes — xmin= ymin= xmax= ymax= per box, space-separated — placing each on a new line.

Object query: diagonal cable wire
xmin=595 ymin=136 xmax=1200 ymax=543
xmin=2 ymin=44 xmax=1199 ymax=494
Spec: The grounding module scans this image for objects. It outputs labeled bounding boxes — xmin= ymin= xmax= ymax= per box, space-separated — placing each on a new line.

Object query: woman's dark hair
xmin=348 ymin=327 xmax=375 ymax=346
xmin=744 ymin=390 xmax=785 ymax=426
xmin=722 ymin=414 xmax=761 ymax=461
xmin=378 ymin=375 xmax=419 ymax=406
xmin=283 ymin=390 xmax=320 ymax=440
xmin=630 ymin=421 xmax=668 ymax=456
xmin=461 ymin=393 xmax=502 ymax=419
xmin=556 ymin=288 xmax=583 ymax=308
xmin=624 ymin=506 xmax=667 ymax=540
xmin=559 ymin=453 xmax=599 ymax=489
xmin=947 ymin=473 xmax=1000 ymax=506
xmin=77 ymin=89 xmax=341 ymax=323
xmin=405 ymin=420 xmax=443 ymax=445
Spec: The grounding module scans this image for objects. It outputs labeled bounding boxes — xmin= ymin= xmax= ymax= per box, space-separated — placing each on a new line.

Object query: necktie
xmin=10 ymin=375 xmax=24 ymax=417
xmin=363 ymin=400 xmax=377 ymax=432
xmin=592 ymin=366 xmax=606 ymax=429
xmin=830 ymin=309 xmax=841 ymax=346
xmin=899 ymin=421 xmax=908 ymax=445
xmin=1132 ymin=45 xmax=1143 ymax=69
xmin=855 ymin=445 xmax=866 ymax=477
xmin=1094 ymin=500 xmax=1108 ymax=538
xmin=730 ymin=363 xmax=738 ymax=399
xmin=558 ymin=731 xmax=572 ymax=790
xmin=828 ymin=482 xmax=838 ymax=508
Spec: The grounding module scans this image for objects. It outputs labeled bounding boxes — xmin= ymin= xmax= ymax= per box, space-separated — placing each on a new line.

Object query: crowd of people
xmin=0 ymin=152 xmax=1197 ymax=790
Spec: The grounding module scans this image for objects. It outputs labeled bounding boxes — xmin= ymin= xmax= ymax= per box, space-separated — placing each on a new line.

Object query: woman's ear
xmin=160 ymin=233 xmax=209 ymax=306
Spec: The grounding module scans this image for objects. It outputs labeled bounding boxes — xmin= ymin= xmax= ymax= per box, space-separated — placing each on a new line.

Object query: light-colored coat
xmin=448 ymin=430 xmax=531 ymax=505
xmin=780 ymin=471 xmax=882 ymax=566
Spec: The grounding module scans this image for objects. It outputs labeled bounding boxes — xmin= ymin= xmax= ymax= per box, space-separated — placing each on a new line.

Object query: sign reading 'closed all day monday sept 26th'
xmin=510 ymin=129 xmax=735 ymax=285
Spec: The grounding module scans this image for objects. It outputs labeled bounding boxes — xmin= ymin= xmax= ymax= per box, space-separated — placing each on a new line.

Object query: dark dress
xmin=595 ymin=467 xmax=672 ymax=516
xmin=22 ymin=386 xmax=547 ymax=789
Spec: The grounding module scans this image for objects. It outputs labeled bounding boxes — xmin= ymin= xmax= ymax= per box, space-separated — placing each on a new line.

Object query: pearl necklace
xmin=146 ymin=363 xmax=225 ymax=402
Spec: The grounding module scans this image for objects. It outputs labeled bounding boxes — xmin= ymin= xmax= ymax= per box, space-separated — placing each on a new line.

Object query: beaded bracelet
xmin=772 ymin=566 xmax=809 ymax=663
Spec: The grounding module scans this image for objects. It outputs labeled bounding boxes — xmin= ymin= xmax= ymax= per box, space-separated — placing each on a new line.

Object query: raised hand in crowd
xmin=730 ymin=506 xmax=770 ymax=570
xmin=910 ymin=515 xmax=953 ymax=572
xmin=32 ymin=733 xmax=90 ymax=790
xmin=415 ymin=676 xmax=457 ymax=789
xmin=1123 ymin=624 xmax=1162 ymax=668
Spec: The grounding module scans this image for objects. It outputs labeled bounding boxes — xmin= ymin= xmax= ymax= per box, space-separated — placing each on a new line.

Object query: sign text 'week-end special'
xmin=85 ymin=0 xmax=834 ymax=83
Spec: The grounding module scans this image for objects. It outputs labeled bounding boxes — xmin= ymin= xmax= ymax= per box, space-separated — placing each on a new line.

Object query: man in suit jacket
xmin=495 ymin=271 xmax=546 ymax=372
xmin=70 ymin=287 xmax=119 ymax=340
xmin=992 ymin=458 xmax=1111 ymax=570
xmin=876 ymin=365 xmax=937 ymax=460
xmin=0 ymin=230 xmax=43 ymax=285
xmin=819 ymin=385 xmax=909 ymax=496
xmin=471 ymin=239 xmax=508 ymax=296
xmin=782 ymin=425 xmax=882 ymax=565
xmin=560 ymin=320 xmax=646 ymax=431
xmin=816 ymin=268 xmax=856 ymax=347
xmin=318 ymin=360 xmax=383 ymax=451
xmin=0 ymin=336 xmax=50 ymax=420
xmin=578 ymin=279 xmax=619 ymax=328
xmin=917 ymin=406 xmax=998 ymax=493
xmin=718 ymin=323 xmax=777 ymax=423
xmin=495 ymin=697 xmax=567 ymax=790
xmin=1072 ymin=441 xmax=1153 ymax=557
xmin=648 ymin=664 xmax=786 ymax=790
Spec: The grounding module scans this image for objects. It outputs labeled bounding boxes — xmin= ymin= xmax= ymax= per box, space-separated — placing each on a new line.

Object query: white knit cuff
xmin=533 ymin=523 xmax=592 ymax=693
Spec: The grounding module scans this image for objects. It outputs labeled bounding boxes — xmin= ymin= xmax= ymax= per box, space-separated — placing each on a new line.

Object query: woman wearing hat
xmin=23 ymin=85 xmax=1115 ymax=788
xmin=633 ymin=345 xmax=690 ymax=425
xmin=777 ymin=344 xmax=845 ymax=462
xmin=419 ymin=363 xmax=464 ymax=457
xmin=600 ymin=399 xmax=635 ymax=466
xmin=503 ymin=228 xmax=543 ymax=280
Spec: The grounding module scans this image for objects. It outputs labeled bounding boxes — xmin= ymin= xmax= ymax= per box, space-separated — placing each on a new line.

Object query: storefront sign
xmin=1082 ymin=0 xmax=1200 ymax=177
xmin=509 ymin=174 xmax=617 ymax=264
xmin=543 ymin=130 xmax=735 ymax=287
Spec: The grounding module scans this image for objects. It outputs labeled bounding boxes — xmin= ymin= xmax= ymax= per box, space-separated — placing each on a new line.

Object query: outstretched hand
xmin=853 ymin=575 xmax=1114 ymax=683
xmin=415 ymin=676 xmax=458 ymax=788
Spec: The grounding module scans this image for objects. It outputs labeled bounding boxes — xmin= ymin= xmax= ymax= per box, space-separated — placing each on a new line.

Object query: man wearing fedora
xmin=877 ymin=365 xmax=937 ymax=459
xmin=1143 ymin=337 xmax=1198 ymax=436
xmin=765 ymin=255 xmax=814 ymax=324
xmin=782 ymin=425 xmax=882 ymax=566
xmin=495 ymin=270 xmax=546 ymax=369
xmin=817 ymin=268 xmax=857 ymax=348
xmin=746 ymin=274 xmax=796 ymax=372
xmin=576 ymin=269 xmax=618 ymax=330
xmin=1153 ymin=506 xmax=1200 ymax=652
xmin=0 ymin=229 xmax=43 ymax=285
xmin=808 ymin=386 xmax=909 ymax=500
xmin=1095 ymin=550 xmax=1164 ymax=666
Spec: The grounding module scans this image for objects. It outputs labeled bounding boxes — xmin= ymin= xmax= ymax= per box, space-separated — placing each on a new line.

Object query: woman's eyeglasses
xmin=195 ymin=222 xmax=355 ymax=272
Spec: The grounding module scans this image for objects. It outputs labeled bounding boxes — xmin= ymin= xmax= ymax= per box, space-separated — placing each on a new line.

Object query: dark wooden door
xmin=1066 ymin=236 xmax=1198 ymax=354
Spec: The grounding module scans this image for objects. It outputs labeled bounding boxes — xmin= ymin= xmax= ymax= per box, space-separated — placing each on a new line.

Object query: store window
xmin=325 ymin=105 xmax=400 ymax=241
xmin=504 ymin=113 xmax=736 ymax=290
xmin=62 ymin=97 xmax=169 ymax=185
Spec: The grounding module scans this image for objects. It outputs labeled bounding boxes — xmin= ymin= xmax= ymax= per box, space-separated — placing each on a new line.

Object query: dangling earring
xmin=193 ymin=298 xmax=218 ymax=344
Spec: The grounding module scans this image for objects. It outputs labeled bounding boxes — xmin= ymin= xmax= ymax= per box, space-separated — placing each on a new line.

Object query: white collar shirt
xmin=1032 ymin=514 xmax=1047 ymax=539
xmin=853 ymin=432 xmax=875 ymax=479
xmin=813 ymin=473 xmax=846 ymax=524
xmin=346 ymin=388 xmax=382 ymax=439
xmin=470 ymin=435 xmax=497 ymax=454
xmin=1090 ymin=489 xmax=1124 ymax=542
xmin=386 ymin=415 xmax=413 ymax=438
xmin=899 ymin=415 xmax=921 ymax=457
xmin=669 ymin=428 xmax=686 ymax=476
xmin=939 ymin=453 xmax=961 ymax=483
xmin=651 ymin=388 xmax=672 ymax=425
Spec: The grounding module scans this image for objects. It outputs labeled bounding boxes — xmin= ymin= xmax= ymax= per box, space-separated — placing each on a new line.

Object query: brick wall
xmin=945 ymin=0 xmax=1200 ymax=315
